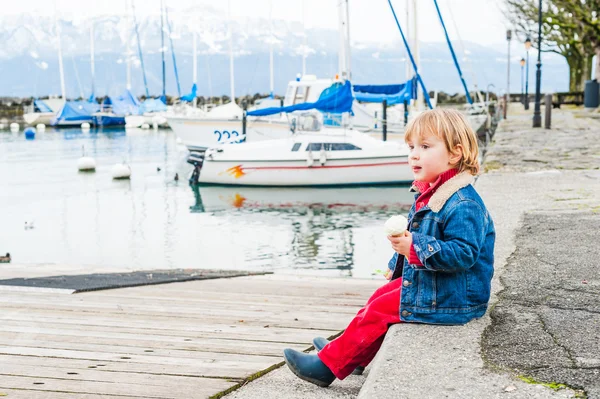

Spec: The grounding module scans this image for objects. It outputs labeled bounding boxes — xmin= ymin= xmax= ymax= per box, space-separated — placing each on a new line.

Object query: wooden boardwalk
xmin=0 ymin=274 xmax=380 ymax=398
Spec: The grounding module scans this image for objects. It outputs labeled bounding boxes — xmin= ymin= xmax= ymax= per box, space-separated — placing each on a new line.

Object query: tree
xmin=553 ymin=0 xmax=600 ymax=82
xmin=504 ymin=0 xmax=595 ymax=91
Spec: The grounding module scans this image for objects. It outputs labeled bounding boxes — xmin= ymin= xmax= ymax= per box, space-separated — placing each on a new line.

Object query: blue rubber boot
xmin=312 ymin=337 xmax=365 ymax=376
xmin=283 ymin=348 xmax=336 ymax=387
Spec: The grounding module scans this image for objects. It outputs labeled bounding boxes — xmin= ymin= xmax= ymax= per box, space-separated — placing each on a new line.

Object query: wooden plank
xmin=0 ymin=389 xmax=137 ymax=399
xmin=0 ymin=321 xmax=339 ymax=344
xmin=0 ymin=308 xmax=351 ymax=330
xmin=0 ymin=354 xmax=262 ymax=380
xmin=0 ymin=332 xmax=308 ymax=357
xmin=0 ymin=294 xmax=364 ymax=314
xmin=0 ymin=374 xmax=233 ymax=399
xmin=0 ymin=299 xmax=360 ymax=319
xmin=0 ymin=346 xmax=278 ymax=368
xmin=0 ymin=363 xmax=240 ymax=387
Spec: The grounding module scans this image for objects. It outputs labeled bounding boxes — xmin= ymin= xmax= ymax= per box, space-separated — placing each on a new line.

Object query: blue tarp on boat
xmin=139 ymin=98 xmax=167 ymax=114
xmin=103 ymin=90 xmax=141 ymax=116
xmin=180 ymin=83 xmax=197 ymax=102
xmin=50 ymin=101 xmax=101 ymax=126
xmin=353 ymin=78 xmax=416 ymax=105
xmin=247 ymin=80 xmax=354 ymax=117
xmin=34 ymin=99 xmax=53 ymax=113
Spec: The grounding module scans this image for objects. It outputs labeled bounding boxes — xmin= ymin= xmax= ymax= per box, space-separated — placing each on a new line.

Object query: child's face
xmin=407 ymin=133 xmax=456 ymax=184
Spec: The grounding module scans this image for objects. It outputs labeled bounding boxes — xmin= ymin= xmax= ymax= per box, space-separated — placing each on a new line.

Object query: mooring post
xmin=403 ymin=100 xmax=408 ymax=125
xmin=544 ymin=94 xmax=551 ymax=129
xmin=382 ymin=99 xmax=387 ymax=142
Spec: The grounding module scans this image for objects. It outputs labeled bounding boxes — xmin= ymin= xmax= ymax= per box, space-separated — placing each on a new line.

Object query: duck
xmin=0 ymin=253 xmax=10 ymax=263
xmin=174 ymin=173 xmax=179 ymax=182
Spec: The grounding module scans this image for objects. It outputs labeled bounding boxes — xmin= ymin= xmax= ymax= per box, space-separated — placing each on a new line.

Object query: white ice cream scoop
xmin=384 ymin=215 xmax=408 ymax=237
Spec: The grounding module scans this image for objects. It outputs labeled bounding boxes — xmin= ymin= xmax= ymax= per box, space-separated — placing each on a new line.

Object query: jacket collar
xmin=410 ymin=171 xmax=475 ymax=213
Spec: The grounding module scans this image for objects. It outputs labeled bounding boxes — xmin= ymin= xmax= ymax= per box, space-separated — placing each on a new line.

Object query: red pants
xmin=318 ymin=277 xmax=402 ymax=380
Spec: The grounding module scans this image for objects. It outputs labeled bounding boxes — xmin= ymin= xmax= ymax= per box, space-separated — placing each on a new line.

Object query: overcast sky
xmin=9 ymin=0 xmax=509 ymax=46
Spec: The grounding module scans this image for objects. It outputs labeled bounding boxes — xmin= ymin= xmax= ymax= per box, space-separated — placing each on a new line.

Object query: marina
xmin=2 ymin=0 xmax=597 ymax=396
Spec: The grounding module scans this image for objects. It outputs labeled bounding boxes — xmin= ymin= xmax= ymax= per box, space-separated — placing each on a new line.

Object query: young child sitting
xmin=283 ymin=108 xmax=496 ymax=387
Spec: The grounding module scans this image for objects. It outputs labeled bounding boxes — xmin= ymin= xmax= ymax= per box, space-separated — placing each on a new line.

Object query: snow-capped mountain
xmin=0 ymin=8 xmax=569 ymax=99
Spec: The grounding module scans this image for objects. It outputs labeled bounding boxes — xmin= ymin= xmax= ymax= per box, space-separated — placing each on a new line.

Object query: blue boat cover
xmin=247 ymin=80 xmax=354 ymax=117
xmin=34 ymin=100 xmax=53 ymax=113
xmin=180 ymin=83 xmax=197 ymax=102
xmin=353 ymin=78 xmax=416 ymax=105
xmin=139 ymin=98 xmax=167 ymax=113
xmin=103 ymin=90 xmax=141 ymax=116
xmin=50 ymin=101 xmax=101 ymax=126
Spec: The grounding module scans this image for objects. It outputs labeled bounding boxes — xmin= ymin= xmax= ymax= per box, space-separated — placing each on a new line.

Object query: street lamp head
xmin=525 ymin=37 xmax=532 ymax=50
xmin=506 ymin=30 xmax=512 ymax=41
xmin=520 ymin=58 xmax=526 ymax=67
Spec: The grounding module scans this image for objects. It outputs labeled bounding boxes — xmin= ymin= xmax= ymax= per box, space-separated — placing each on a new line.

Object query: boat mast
xmin=131 ymin=0 xmax=150 ymax=97
xmin=125 ymin=0 xmax=132 ymax=90
xmin=164 ymin=2 xmax=182 ymax=97
xmin=160 ymin=0 xmax=166 ymax=101
xmin=412 ymin=0 xmax=423 ymax=110
xmin=192 ymin=31 xmax=197 ymax=107
xmin=405 ymin=0 xmax=410 ymax=81
xmin=227 ymin=0 xmax=235 ymax=103
xmin=337 ymin=0 xmax=351 ymax=80
xmin=433 ymin=0 xmax=472 ymax=104
xmin=269 ymin=0 xmax=274 ymax=98
xmin=54 ymin=6 xmax=67 ymax=100
xmin=90 ymin=23 xmax=95 ymax=98
xmin=302 ymin=0 xmax=307 ymax=77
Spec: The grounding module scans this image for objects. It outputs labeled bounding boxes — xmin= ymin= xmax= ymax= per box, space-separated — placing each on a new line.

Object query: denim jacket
xmin=388 ymin=172 xmax=495 ymax=325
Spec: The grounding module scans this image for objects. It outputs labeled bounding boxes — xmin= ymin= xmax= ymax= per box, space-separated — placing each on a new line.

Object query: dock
xmin=0 ymin=274 xmax=380 ymax=398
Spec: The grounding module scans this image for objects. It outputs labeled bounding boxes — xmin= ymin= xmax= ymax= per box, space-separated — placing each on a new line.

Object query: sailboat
xmin=23 ymin=98 xmax=65 ymax=126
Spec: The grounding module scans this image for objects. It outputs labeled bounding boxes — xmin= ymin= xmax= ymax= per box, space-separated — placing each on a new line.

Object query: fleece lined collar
xmin=410 ymin=171 xmax=475 ymax=213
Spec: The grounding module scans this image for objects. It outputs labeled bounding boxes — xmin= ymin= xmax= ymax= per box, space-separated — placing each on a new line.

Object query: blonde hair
xmin=404 ymin=108 xmax=480 ymax=175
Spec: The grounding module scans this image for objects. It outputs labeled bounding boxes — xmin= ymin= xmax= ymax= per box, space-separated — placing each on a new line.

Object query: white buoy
xmin=10 ymin=123 xmax=19 ymax=132
xmin=36 ymin=123 xmax=46 ymax=132
xmin=112 ymin=163 xmax=131 ymax=180
xmin=78 ymin=145 xmax=96 ymax=172
xmin=0 ymin=123 xmax=5 ymax=130
xmin=141 ymin=123 xmax=150 ymax=130
xmin=78 ymin=157 xmax=96 ymax=171
xmin=81 ymin=122 xmax=91 ymax=131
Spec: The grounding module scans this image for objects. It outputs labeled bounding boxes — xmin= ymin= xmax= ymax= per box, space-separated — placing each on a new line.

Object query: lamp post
xmin=504 ymin=29 xmax=512 ymax=119
xmin=524 ymin=37 xmax=531 ymax=110
xmin=520 ymin=58 xmax=526 ymax=105
xmin=532 ymin=0 xmax=543 ymax=127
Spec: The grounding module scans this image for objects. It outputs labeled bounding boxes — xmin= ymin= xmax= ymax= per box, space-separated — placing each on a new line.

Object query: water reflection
xmin=190 ymin=185 xmax=413 ymax=275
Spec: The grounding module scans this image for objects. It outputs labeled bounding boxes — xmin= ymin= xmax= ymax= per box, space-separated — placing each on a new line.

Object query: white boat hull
xmin=168 ymin=116 xmax=293 ymax=152
xmin=197 ymin=156 xmax=411 ymax=186
xmin=125 ymin=114 xmax=169 ymax=128
xmin=23 ymin=112 xmax=55 ymax=126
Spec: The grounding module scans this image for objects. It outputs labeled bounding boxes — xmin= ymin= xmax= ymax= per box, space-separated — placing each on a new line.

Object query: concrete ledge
xmin=357 ymin=319 xmax=494 ymax=398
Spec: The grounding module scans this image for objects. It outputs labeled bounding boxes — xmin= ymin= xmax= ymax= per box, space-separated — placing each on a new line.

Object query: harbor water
xmin=0 ymin=127 xmax=415 ymax=278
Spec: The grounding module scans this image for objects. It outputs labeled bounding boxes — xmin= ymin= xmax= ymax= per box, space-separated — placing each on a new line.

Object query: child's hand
xmin=388 ymin=231 xmax=413 ymax=257
xmin=383 ymin=268 xmax=393 ymax=280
